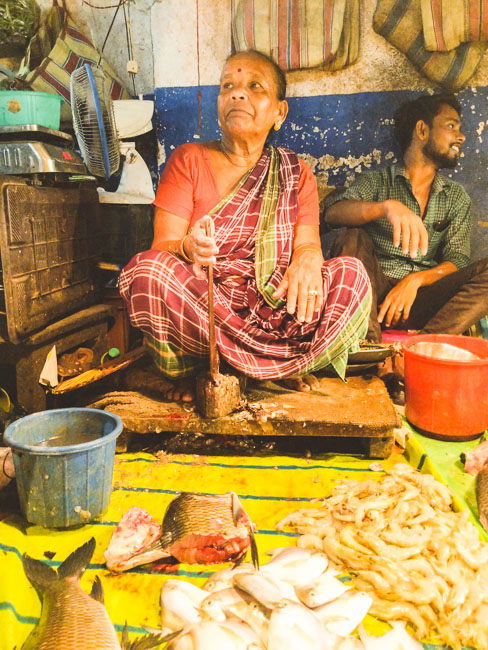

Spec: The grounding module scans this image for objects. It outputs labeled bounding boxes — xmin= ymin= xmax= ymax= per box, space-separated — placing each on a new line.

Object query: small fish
xmin=295 ymin=570 xmax=350 ymax=608
xmin=260 ymin=546 xmax=328 ymax=586
xmin=200 ymin=586 xmax=254 ymax=622
xmin=106 ymin=492 xmax=258 ymax=572
xmin=203 ymin=563 xmax=255 ymax=593
xmin=476 ymin=463 xmax=488 ymax=533
xmin=160 ymin=579 xmax=207 ymax=632
xmin=169 ymin=620 xmax=264 ymax=650
xmin=359 ymin=620 xmax=423 ymax=649
xmin=233 ymin=572 xmax=289 ymax=610
xmin=267 ymin=601 xmax=338 ymax=650
xmin=21 ymin=537 xmax=165 ymax=649
xmin=313 ymin=590 xmax=372 ymax=637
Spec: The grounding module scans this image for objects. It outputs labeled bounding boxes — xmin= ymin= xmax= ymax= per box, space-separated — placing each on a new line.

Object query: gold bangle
xmin=177 ymin=234 xmax=193 ymax=263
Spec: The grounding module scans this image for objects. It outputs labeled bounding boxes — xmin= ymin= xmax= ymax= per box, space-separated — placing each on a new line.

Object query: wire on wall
xmin=196 ymin=0 xmax=202 ymax=136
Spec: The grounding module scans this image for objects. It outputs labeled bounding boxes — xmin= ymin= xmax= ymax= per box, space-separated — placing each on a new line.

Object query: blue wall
xmin=154 ymin=85 xmax=488 ymax=260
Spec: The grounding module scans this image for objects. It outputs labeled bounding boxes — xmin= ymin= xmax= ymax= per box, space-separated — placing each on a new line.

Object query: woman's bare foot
xmin=281 ymin=373 xmax=320 ymax=392
xmin=164 ymin=378 xmax=195 ymax=402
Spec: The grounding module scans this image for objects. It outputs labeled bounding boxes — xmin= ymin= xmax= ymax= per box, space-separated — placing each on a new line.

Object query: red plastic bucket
xmin=403 ymin=334 xmax=488 ymax=441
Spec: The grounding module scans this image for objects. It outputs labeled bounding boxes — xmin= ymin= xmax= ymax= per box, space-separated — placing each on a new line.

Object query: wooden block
xmin=86 ymin=375 xmax=399 ymax=459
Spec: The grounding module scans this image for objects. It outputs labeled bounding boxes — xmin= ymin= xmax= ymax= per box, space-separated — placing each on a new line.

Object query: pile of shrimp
xmin=276 ymin=463 xmax=488 ymax=650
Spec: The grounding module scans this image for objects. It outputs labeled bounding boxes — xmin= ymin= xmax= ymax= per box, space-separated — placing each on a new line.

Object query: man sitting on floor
xmin=325 ymin=93 xmax=488 ymax=344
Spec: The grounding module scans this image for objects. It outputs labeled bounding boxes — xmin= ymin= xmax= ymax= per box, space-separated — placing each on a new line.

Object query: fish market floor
xmin=0 ymin=428 xmax=485 ymax=649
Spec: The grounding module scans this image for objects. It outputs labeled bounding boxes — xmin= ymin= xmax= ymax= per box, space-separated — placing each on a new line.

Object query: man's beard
xmin=423 ymin=139 xmax=458 ymax=169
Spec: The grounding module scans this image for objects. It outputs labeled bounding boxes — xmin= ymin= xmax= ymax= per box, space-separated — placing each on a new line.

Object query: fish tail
xmin=23 ymin=537 xmax=96 ymax=593
xmin=230 ymin=491 xmax=260 ymax=569
xmin=90 ymin=574 xmax=105 ymax=604
xmin=57 ymin=536 xmax=96 ymax=580
xmin=22 ymin=553 xmax=58 ymax=593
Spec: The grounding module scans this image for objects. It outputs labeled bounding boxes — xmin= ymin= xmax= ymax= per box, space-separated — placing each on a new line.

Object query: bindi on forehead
xmin=237 ymin=68 xmax=241 ymax=72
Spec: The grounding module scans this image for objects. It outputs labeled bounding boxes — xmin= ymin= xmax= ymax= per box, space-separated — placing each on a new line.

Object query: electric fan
xmin=70 ymin=63 xmax=155 ymax=204
xmin=70 ymin=63 xmax=120 ymax=180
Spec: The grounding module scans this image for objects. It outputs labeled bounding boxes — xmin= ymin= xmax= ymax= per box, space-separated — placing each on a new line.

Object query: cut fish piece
xmin=105 ymin=506 xmax=165 ymax=572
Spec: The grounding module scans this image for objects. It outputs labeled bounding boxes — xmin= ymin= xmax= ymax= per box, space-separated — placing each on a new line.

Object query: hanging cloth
xmin=232 ymin=0 xmax=360 ymax=72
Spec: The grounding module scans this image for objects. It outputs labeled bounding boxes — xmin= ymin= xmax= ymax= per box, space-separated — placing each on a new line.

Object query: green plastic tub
xmin=4 ymin=408 xmax=123 ymax=528
xmin=0 ymin=90 xmax=63 ymax=129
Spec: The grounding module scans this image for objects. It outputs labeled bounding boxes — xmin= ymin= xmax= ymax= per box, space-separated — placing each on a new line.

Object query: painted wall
xmin=27 ymin=0 xmax=488 ymax=260
xmin=150 ymin=0 xmax=488 ymax=261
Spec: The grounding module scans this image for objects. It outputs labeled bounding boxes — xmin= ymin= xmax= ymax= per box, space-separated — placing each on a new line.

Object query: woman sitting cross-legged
xmin=119 ymin=49 xmax=371 ymax=402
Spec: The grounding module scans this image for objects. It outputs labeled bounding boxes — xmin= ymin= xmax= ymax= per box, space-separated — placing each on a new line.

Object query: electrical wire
xmin=98 ymin=0 xmax=124 ymax=61
xmin=83 ymin=0 xmax=130 ymax=9
xmin=123 ymin=0 xmax=137 ymax=96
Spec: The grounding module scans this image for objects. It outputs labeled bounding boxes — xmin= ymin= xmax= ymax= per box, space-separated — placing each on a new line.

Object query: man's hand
xmin=383 ymin=200 xmax=429 ymax=258
xmin=378 ymin=273 xmax=423 ymax=327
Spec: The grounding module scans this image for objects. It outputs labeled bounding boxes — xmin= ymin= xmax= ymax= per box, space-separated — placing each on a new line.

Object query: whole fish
xmin=21 ymin=537 xmax=165 ymax=649
xmin=260 ymin=546 xmax=328 ymax=585
xmin=267 ymin=601 xmax=338 ymax=650
xmin=359 ymin=620 xmax=423 ymax=649
xmin=476 ymin=463 xmax=488 ymax=533
xmin=314 ymin=590 xmax=373 ymax=637
xmin=295 ymin=570 xmax=350 ymax=608
xmin=106 ymin=492 xmax=258 ymax=572
xmin=160 ymin=579 xmax=207 ymax=632
xmin=169 ymin=620 xmax=264 ymax=650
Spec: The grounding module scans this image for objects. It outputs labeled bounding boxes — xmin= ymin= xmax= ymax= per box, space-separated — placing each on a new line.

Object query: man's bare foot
xmin=281 ymin=374 xmax=320 ymax=392
xmin=164 ymin=379 xmax=194 ymax=402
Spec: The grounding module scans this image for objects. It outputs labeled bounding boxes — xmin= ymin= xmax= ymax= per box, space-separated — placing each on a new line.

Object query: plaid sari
xmin=119 ymin=145 xmax=371 ymax=380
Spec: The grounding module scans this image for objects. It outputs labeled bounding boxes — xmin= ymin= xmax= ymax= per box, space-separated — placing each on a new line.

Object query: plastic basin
xmin=4 ymin=408 xmax=123 ymax=528
xmin=403 ymin=334 xmax=488 ymax=441
xmin=0 ymin=90 xmax=63 ymax=130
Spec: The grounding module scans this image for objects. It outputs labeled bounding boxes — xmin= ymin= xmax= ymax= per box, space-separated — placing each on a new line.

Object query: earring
xmin=274 ymin=122 xmax=281 ymax=131
xmin=218 ymin=119 xmax=222 ymax=128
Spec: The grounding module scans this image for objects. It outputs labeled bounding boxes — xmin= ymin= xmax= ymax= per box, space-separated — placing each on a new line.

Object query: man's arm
xmin=326 ymin=199 xmax=428 ymax=258
xmin=378 ymin=262 xmax=457 ymax=327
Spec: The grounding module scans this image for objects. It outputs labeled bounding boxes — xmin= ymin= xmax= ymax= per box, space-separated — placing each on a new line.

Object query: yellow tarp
xmin=0 ymin=449 xmax=405 ymax=649
xmin=0 ymin=428 xmax=484 ymax=649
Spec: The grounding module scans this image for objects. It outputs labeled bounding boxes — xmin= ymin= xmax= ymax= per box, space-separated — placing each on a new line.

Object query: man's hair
xmin=226 ymin=50 xmax=287 ymax=101
xmin=393 ymin=93 xmax=462 ymax=153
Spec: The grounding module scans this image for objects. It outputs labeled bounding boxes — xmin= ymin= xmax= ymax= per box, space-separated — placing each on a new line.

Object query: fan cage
xmin=70 ymin=64 xmax=120 ymax=179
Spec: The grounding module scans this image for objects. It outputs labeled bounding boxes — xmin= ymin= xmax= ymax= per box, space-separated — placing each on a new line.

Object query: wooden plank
xmin=87 ymin=375 xmax=399 ymax=458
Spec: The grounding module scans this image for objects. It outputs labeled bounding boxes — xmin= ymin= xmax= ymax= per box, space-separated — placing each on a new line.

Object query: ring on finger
xmin=397 ymin=306 xmax=403 ymax=312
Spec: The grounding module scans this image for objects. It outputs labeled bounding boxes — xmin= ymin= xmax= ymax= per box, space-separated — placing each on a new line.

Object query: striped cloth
xmin=421 ymin=0 xmax=488 ymax=51
xmin=14 ymin=0 xmax=129 ymax=105
xmin=231 ymin=0 xmax=360 ymax=71
xmin=373 ymin=0 xmax=488 ymax=90
xmin=120 ymin=146 xmax=371 ymax=380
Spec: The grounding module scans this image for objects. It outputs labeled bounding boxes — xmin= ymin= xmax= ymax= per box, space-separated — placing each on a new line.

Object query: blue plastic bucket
xmin=4 ymin=408 xmax=123 ymax=528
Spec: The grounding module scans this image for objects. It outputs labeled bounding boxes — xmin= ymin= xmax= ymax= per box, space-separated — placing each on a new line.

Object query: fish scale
xmin=106 ymin=492 xmax=259 ymax=571
xmin=25 ymin=580 xmax=121 ymax=649
xmin=163 ymin=492 xmax=249 ymax=543
xmin=21 ymin=538 xmax=121 ymax=650
xmin=476 ymin=464 xmax=488 ymax=533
